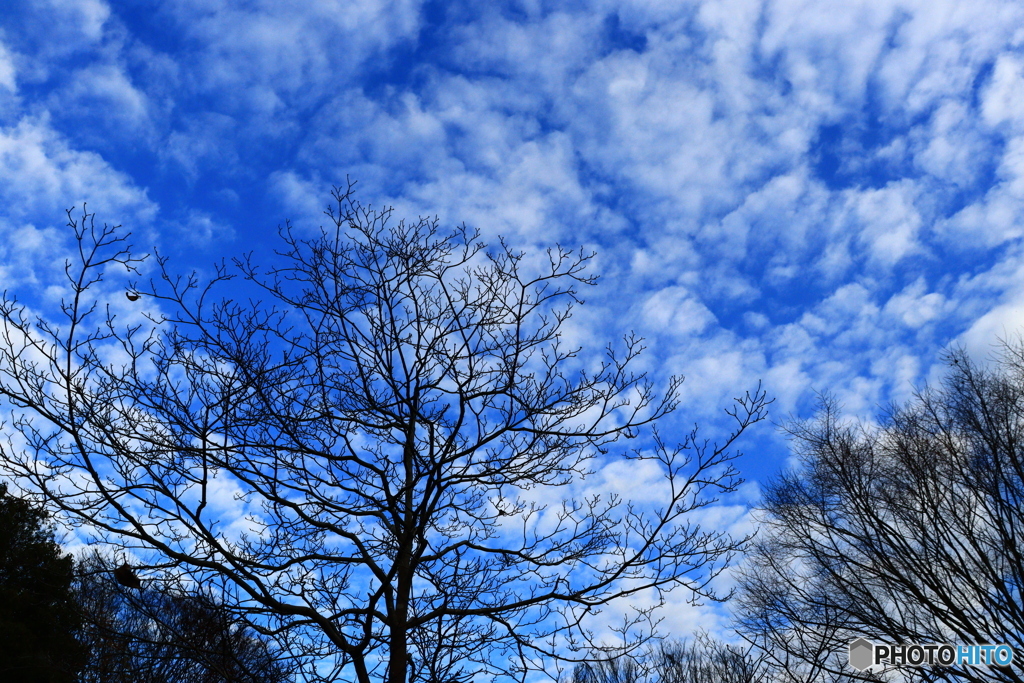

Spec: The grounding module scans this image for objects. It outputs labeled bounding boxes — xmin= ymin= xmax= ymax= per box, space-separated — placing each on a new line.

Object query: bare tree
xmin=735 ymin=340 xmax=1024 ymax=683
xmin=651 ymin=634 xmax=768 ymax=683
xmin=0 ymin=183 xmax=771 ymax=683
xmin=74 ymin=551 xmax=294 ymax=683
xmin=566 ymin=633 xmax=770 ymax=683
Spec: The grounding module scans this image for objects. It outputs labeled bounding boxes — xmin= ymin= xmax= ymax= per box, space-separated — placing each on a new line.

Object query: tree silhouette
xmin=566 ymin=633 xmax=769 ymax=683
xmin=0 ymin=482 xmax=85 ymax=682
xmin=0 ymin=183 xmax=771 ymax=683
xmin=74 ymin=551 xmax=294 ymax=683
xmin=736 ymin=339 xmax=1024 ymax=683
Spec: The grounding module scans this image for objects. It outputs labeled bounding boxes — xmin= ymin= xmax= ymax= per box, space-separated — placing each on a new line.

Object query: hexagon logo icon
xmin=849 ymin=638 xmax=874 ymax=671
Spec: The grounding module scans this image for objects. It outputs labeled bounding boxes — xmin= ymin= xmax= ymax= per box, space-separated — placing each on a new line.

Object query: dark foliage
xmin=74 ymin=551 xmax=294 ymax=683
xmin=0 ymin=482 xmax=85 ymax=682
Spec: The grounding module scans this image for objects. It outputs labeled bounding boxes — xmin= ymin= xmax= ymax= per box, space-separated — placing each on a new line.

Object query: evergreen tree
xmin=0 ymin=482 xmax=85 ymax=682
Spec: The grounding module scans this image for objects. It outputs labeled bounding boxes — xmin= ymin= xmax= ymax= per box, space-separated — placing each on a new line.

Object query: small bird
xmin=113 ymin=562 xmax=142 ymax=589
xmin=126 ymin=291 xmax=140 ymax=301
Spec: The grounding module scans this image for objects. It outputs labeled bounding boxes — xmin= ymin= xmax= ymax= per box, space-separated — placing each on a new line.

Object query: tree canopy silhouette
xmin=566 ymin=633 xmax=768 ymax=683
xmin=0 ymin=183 xmax=770 ymax=683
xmin=736 ymin=339 xmax=1024 ymax=683
xmin=0 ymin=482 xmax=85 ymax=682
xmin=75 ymin=551 xmax=294 ymax=683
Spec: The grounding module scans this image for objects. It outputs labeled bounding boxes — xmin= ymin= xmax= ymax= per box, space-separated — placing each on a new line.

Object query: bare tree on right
xmin=736 ymin=338 xmax=1024 ymax=683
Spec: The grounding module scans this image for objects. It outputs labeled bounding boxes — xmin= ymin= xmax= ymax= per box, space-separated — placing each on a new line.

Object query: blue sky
xmin=2 ymin=0 xmax=1024 ymax=651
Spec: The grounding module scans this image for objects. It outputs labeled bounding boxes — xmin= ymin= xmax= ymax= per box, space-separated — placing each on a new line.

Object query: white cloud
xmin=0 ymin=117 xmax=155 ymax=223
xmin=641 ymin=286 xmax=717 ymax=338
xmin=0 ymin=110 xmax=155 ymax=300
xmin=982 ymin=53 xmax=1024 ymax=131
xmin=0 ymin=41 xmax=16 ymax=93
xmin=161 ymin=0 xmax=424 ymax=114
xmin=960 ymin=296 xmax=1024 ymax=366
xmin=16 ymin=0 xmax=111 ymax=64
xmin=882 ymin=277 xmax=946 ymax=329
xmin=55 ymin=62 xmax=152 ymax=133
xmin=912 ymin=99 xmax=989 ymax=187
xmin=847 ymin=181 xmax=925 ymax=269
xmin=161 ymin=112 xmax=240 ymax=181
xmin=268 ymin=169 xmax=328 ymax=231
xmin=759 ymin=0 xmax=893 ymax=117
xmin=936 ymin=133 xmax=1024 ymax=249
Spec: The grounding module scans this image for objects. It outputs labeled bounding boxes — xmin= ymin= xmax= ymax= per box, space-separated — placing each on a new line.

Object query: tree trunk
xmin=389 ymin=550 xmax=413 ymax=683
